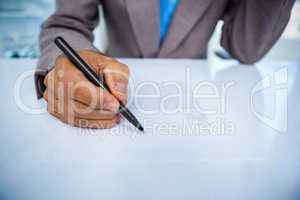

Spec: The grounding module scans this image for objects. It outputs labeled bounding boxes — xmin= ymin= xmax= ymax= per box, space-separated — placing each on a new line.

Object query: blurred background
xmin=0 ymin=0 xmax=299 ymax=61
xmin=0 ymin=0 xmax=54 ymax=58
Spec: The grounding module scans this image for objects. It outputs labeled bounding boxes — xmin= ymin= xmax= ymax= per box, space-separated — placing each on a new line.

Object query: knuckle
xmin=55 ymin=54 xmax=67 ymax=66
xmin=44 ymin=70 xmax=54 ymax=87
xmin=43 ymin=90 xmax=48 ymax=101
xmin=121 ymin=64 xmax=129 ymax=74
xmin=43 ymin=76 xmax=48 ymax=87
xmin=47 ymin=103 xmax=56 ymax=115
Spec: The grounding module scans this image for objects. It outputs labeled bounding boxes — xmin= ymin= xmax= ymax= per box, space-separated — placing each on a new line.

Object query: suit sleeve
xmin=221 ymin=0 xmax=295 ymax=64
xmin=35 ymin=0 xmax=100 ymax=98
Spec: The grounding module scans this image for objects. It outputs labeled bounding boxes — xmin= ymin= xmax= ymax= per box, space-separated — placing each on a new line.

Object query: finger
xmin=71 ymin=79 xmax=120 ymax=112
xmin=73 ymin=116 xmax=119 ymax=129
xmin=48 ymin=104 xmax=76 ymax=126
xmin=46 ymin=92 xmax=75 ymax=125
xmin=47 ymin=68 xmax=120 ymax=112
xmin=46 ymin=89 xmax=117 ymax=120
xmin=48 ymin=109 xmax=63 ymax=121
xmin=46 ymin=99 xmax=64 ymax=121
xmin=71 ymin=100 xmax=116 ymax=120
xmin=43 ymin=89 xmax=48 ymax=101
xmin=44 ymin=88 xmax=69 ymax=118
xmin=48 ymin=104 xmax=120 ymax=129
xmin=43 ymin=68 xmax=56 ymax=88
xmin=103 ymin=61 xmax=129 ymax=104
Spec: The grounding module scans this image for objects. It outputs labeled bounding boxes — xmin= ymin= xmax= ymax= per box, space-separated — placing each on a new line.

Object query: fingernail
xmin=114 ymin=82 xmax=127 ymax=94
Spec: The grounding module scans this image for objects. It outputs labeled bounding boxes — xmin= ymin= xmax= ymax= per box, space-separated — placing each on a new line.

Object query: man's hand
xmin=43 ymin=50 xmax=129 ymax=129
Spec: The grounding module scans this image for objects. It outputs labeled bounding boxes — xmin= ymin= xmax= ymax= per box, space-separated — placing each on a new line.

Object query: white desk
xmin=0 ymin=58 xmax=299 ymax=200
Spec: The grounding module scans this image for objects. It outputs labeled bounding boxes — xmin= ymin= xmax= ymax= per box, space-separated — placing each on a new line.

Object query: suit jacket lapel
xmin=125 ymin=0 xmax=160 ymax=57
xmin=159 ymin=0 xmax=212 ymax=57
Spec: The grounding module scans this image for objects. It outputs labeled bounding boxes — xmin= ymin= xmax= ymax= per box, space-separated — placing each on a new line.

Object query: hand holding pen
xmin=43 ymin=37 xmax=143 ymax=131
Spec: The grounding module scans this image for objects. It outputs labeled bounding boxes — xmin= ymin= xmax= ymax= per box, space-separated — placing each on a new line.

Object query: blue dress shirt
xmin=160 ymin=0 xmax=179 ymax=43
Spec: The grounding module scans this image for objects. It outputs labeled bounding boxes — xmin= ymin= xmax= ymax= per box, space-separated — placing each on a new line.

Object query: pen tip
xmin=138 ymin=126 xmax=144 ymax=132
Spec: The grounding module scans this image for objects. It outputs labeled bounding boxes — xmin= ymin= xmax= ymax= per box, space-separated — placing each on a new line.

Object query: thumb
xmin=103 ymin=62 xmax=129 ymax=104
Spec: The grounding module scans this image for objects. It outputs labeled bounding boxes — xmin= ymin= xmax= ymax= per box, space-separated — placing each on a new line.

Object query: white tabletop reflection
xmin=0 ymin=59 xmax=299 ymax=200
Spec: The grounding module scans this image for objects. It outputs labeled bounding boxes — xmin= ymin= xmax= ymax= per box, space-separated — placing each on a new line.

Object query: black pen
xmin=54 ymin=36 xmax=144 ymax=132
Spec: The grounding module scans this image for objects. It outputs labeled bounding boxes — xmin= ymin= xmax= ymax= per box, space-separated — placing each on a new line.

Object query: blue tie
xmin=160 ymin=0 xmax=179 ymax=43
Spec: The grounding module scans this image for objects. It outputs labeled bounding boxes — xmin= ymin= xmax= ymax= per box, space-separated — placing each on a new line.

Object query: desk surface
xmin=0 ymin=58 xmax=299 ymax=200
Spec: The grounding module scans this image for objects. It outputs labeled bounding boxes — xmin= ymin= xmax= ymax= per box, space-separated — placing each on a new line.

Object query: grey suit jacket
xmin=35 ymin=0 xmax=295 ymax=98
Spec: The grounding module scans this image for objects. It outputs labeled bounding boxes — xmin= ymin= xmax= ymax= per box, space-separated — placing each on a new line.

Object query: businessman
xmin=36 ymin=0 xmax=295 ymax=128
